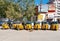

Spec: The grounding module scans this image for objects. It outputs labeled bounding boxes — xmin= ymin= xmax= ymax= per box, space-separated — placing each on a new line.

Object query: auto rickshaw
xmin=17 ymin=24 xmax=24 ymax=30
xmin=50 ymin=22 xmax=59 ymax=30
xmin=12 ymin=23 xmax=24 ymax=30
xmin=2 ymin=22 xmax=10 ymax=29
xmin=41 ymin=22 xmax=49 ymax=30
xmin=12 ymin=24 xmax=17 ymax=29
xmin=25 ymin=21 xmax=32 ymax=30
xmin=34 ymin=22 xmax=41 ymax=30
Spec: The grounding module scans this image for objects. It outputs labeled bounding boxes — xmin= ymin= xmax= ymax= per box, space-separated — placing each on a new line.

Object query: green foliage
xmin=0 ymin=0 xmax=35 ymax=21
xmin=18 ymin=0 xmax=35 ymax=21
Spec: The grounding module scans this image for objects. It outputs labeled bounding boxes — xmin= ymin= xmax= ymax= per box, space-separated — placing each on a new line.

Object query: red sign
xmin=48 ymin=4 xmax=55 ymax=12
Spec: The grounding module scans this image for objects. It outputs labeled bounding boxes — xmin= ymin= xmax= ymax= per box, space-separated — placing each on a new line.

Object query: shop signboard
xmin=48 ymin=4 xmax=56 ymax=12
xmin=37 ymin=13 xmax=46 ymax=22
xmin=48 ymin=14 xmax=54 ymax=19
xmin=41 ymin=4 xmax=48 ymax=12
xmin=38 ymin=4 xmax=48 ymax=12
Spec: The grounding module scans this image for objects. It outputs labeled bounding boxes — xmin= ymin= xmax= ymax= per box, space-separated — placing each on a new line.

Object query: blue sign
xmin=35 ymin=0 xmax=49 ymax=5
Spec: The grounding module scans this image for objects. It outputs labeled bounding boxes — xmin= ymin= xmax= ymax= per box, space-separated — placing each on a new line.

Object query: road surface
xmin=0 ymin=29 xmax=60 ymax=41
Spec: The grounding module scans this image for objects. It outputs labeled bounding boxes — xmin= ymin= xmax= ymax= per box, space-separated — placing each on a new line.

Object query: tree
xmin=0 ymin=0 xmax=23 ymax=20
xmin=0 ymin=0 xmax=35 ymax=21
xmin=5 ymin=2 xmax=23 ymax=20
xmin=17 ymin=0 xmax=35 ymax=21
xmin=0 ymin=0 xmax=7 ymax=18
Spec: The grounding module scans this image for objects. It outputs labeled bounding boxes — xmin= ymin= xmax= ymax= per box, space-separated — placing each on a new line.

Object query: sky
xmin=15 ymin=0 xmax=49 ymax=5
xmin=35 ymin=0 xmax=49 ymax=12
xmin=15 ymin=0 xmax=51 ymax=12
xmin=35 ymin=0 xmax=49 ymax=5
xmin=36 ymin=0 xmax=55 ymax=12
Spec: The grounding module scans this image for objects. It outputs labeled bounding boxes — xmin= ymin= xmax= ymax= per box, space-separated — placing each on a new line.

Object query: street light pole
xmin=40 ymin=0 xmax=42 ymax=13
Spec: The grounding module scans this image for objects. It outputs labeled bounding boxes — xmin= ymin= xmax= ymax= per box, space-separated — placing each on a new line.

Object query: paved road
xmin=0 ymin=29 xmax=60 ymax=41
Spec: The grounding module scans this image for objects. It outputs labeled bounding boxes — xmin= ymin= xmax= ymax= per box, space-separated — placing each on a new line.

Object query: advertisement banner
xmin=41 ymin=4 xmax=48 ymax=12
xmin=48 ymin=4 xmax=56 ymax=12
xmin=48 ymin=14 xmax=54 ymax=19
xmin=37 ymin=14 xmax=46 ymax=22
xmin=38 ymin=4 xmax=48 ymax=12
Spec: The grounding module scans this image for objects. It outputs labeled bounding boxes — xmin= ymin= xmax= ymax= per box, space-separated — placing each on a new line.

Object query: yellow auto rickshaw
xmin=12 ymin=24 xmax=17 ymax=29
xmin=17 ymin=24 xmax=24 ymax=30
xmin=12 ymin=23 xmax=24 ymax=30
xmin=34 ymin=22 xmax=41 ymax=30
xmin=41 ymin=22 xmax=49 ymax=30
xmin=50 ymin=22 xmax=59 ymax=30
xmin=25 ymin=21 xmax=32 ymax=30
xmin=2 ymin=22 xmax=9 ymax=29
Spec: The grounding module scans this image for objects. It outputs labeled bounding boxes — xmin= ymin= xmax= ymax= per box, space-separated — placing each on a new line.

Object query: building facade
xmin=35 ymin=0 xmax=60 ymax=22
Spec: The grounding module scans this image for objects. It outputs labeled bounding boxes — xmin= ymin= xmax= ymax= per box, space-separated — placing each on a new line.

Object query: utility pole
xmin=40 ymin=0 xmax=42 ymax=13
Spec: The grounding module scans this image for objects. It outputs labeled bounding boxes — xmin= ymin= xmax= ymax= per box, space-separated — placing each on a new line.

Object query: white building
xmin=37 ymin=0 xmax=60 ymax=22
xmin=51 ymin=0 xmax=60 ymax=21
xmin=54 ymin=0 xmax=60 ymax=19
xmin=56 ymin=0 xmax=60 ymax=15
